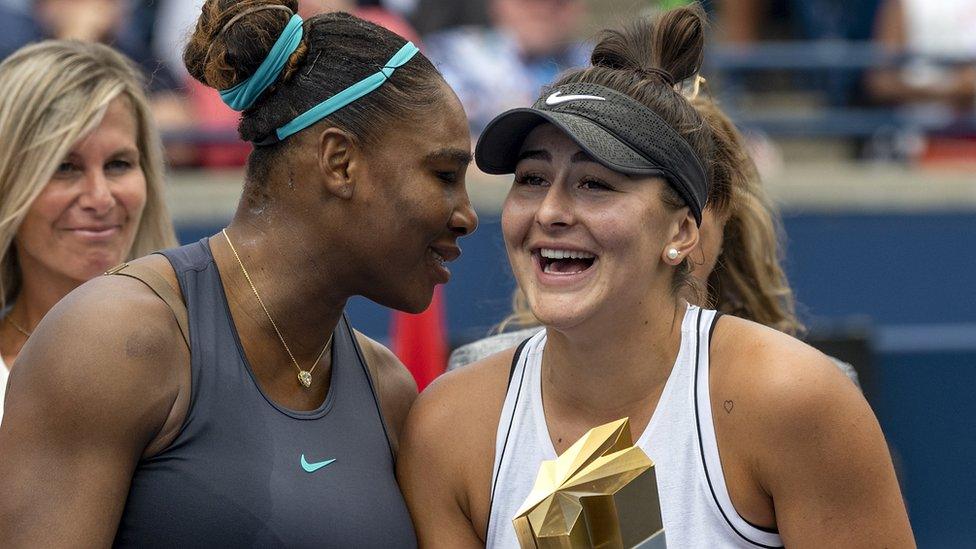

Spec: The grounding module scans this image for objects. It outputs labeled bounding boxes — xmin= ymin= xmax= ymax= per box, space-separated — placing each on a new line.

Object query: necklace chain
xmin=5 ymin=315 xmax=32 ymax=338
xmin=222 ymin=229 xmax=332 ymax=388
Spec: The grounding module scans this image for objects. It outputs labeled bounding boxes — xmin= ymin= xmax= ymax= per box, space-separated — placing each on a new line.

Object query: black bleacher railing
xmin=704 ymin=41 xmax=976 ymax=138
xmin=159 ymin=41 xmax=976 ymax=146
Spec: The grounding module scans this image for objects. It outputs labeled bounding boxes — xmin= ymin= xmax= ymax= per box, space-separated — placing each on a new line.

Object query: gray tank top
xmin=114 ymin=239 xmax=417 ymax=548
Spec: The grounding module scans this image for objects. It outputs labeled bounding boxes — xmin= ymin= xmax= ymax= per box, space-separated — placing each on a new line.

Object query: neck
xmin=541 ymin=297 xmax=688 ymax=422
xmin=217 ymin=210 xmax=349 ymax=362
xmin=1 ymin=261 xmax=82 ymax=365
xmin=11 ymin=261 xmax=83 ymax=331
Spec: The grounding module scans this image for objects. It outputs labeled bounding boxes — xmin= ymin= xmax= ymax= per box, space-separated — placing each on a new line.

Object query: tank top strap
xmin=694 ymin=309 xmax=784 ymax=548
xmin=331 ymin=312 xmax=397 ymax=458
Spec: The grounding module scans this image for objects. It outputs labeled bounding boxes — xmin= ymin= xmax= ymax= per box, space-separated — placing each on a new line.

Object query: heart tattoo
xmin=723 ymin=400 xmax=734 ymax=414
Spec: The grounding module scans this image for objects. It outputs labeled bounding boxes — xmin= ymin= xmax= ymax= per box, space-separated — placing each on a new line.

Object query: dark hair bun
xmin=591 ymin=3 xmax=706 ymax=85
xmin=183 ymin=0 xmax=304 ymax=91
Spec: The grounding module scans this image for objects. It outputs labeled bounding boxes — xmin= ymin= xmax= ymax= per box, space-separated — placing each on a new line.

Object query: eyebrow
xmin=64 ymin=147 xmax=139 ymax=160
xmin=517 ymin=149 xmax=599 ymax=164
xmin=518 ymin=149 xmax=551 ymax=162
xmin=425 ymin=148 xmax=473 ymax=166
xmin=571 ymin=150 xmax=599 ymax=164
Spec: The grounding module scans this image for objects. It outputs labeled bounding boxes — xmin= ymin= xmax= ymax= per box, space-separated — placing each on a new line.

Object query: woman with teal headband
xmin=0 ymin=0 xmax=476 ymax=546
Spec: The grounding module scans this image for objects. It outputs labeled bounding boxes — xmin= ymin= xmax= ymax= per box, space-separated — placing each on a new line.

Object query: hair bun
xmin=590 ymin=3 xmax=707 ymax=86
xmin=183 ymin=0 xmax=302 ymax=91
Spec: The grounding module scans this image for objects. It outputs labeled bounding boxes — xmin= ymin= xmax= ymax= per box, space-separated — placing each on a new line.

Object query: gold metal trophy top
xmin=512 ymin=418 xmax=666 ymax=548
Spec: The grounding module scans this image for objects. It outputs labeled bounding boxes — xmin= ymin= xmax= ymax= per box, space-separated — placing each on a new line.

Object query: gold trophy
xmin=512 ymin=418 xmax=666 ymax=548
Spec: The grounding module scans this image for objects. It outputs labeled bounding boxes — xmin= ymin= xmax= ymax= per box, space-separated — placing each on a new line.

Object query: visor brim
xmin=475 ymin=108 xmax=668 ymax=178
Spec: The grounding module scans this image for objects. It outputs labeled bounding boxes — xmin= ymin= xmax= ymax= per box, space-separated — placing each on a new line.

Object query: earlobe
xmin=318 ymin=128 xmax=356 ymax=200
xmin=663 ymin=211 xmax=700 ymax=265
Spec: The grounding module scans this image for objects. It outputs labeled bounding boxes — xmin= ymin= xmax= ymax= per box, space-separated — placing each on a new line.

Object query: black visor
xmin=475 ymin=82 xmax=708 ymax=225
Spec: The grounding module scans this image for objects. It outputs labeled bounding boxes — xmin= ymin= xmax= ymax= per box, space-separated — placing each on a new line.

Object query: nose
xmin=76 ymin=169 xmax=116 ymax=216
xmin=450 ymin=191 xmax=479 ymax=237
xmin=535 ymin=180 xmax=574 ymax=229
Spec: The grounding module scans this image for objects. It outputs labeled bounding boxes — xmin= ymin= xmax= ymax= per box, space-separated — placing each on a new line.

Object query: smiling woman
xmin=0 ymin=1 xmax=476 ymax=547
xmin=0 ymin=40 xmax=176 ymax=419
xmin=397 ymin=4 xmax=914 ymax=548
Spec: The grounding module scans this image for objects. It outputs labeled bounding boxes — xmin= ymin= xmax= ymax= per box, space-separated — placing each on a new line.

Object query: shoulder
xmin=711 ymin=314 xmax=861 ymax=420
xmin=709 ymin=314 xmax=876 ymax=469
xmin=353 ymin=330 xmax=417 ymax=405
xmin=4 ymin=261 xmax=187 ymax=448
xmin=404 ymin=348 xmax=515 ymax=460
xmin=30 ymin=259 xmax=184 ymax=369
xmin=353 ymin=330 xmax=417 ymax=451
xmin=708 ymin=316 xmax=913 ymax=544
xmin=398 ymin=345 xmax=518 ymax=528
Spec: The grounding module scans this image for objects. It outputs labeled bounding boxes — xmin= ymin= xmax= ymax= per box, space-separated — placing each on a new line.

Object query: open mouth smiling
xmin=534 ymin=247 xmax=597 ymax=275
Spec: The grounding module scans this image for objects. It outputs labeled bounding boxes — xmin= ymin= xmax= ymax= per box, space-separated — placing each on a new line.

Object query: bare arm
xmin=397 ymin=351 xmax=515 ymax=548
xmin=741 ymin=333 xmax=915 ymax=546
xmin=397 ymin=384 xmax=485 ymax=548
xmin=354 ymin=330 xmax=418 ymax=453
xmin=0 ymin=276 xmax=187 ymax=547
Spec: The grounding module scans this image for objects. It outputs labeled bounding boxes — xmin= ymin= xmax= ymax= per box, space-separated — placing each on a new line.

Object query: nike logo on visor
xmin=301 ymin=454 xmax=336 ymax=473
xmin=545 ymin=91 xmax=607 ymax=106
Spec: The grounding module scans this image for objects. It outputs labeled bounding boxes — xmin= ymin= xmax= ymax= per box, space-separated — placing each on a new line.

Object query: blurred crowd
xmin=0 ymin=0 xmax=972 ymax=167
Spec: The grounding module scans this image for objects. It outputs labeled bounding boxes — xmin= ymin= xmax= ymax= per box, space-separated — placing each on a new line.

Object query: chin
xmin=527 ymin=296 xmax=593 ymax=332
xmin=370 ymin=283 xmax=435 ymax=315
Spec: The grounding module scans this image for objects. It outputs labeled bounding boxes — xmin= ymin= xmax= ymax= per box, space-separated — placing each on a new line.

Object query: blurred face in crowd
xmin=34 ymin=0 xmax=125 ymax=42
xmin=491 ymin=0 xmax=586 ymax=57
xmin=299 ymin=0 xmax=356 ymax=17
xmin=14 ymin=97 xmax=147 ymax=289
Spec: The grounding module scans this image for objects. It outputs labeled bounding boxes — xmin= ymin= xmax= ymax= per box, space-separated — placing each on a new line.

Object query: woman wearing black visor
xmin=398 ymin=5 xmax=913 ymax=548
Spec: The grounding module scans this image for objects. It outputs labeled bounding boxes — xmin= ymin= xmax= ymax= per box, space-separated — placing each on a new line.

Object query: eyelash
xmin=436 ymin=171 xmax=458 ymax=184
xmin=515 ymin=173 xmax=613 ymax=192
xmin=55 ymin=159 xmax=133 ymax=175
xmin=579 ymin=177 xmax=612 ymax=191
xmin=514 ymin=173 xmax=548 ymax=187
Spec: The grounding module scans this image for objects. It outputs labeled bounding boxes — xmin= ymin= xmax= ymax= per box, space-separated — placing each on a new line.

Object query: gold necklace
xmin=5 ymin=315 xmax=32 ymax=338
xmin=222 ymin=229 xmax=333 ymax=388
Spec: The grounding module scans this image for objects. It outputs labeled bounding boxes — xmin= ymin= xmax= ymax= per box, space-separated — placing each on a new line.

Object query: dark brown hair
xmin=183 ymin=0 xmax=445 ymax=181
xmin=548 ymin=4 xmax=718 ymax=299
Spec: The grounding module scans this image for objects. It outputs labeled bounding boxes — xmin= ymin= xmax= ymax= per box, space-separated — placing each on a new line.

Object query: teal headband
xmin=219 ymin=14 xmax=305 ymax=112
xmin=254 ymin=41 xmax=421 ymax=146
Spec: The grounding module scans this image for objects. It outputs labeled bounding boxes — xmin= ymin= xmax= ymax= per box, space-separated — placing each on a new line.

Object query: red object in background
xmin=391 ymin=287 xmax=448 ymax=390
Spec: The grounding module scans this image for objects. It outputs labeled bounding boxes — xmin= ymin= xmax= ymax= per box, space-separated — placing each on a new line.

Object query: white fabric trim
xmin=0 ymin=352 xmax=8 ymax=426
xmin=695 ymin=309 xmax=783 ymax=548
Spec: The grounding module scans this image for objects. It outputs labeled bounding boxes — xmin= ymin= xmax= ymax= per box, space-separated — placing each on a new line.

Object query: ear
xmin=662 ymin=210 xmax=700 ymax=265
xmin=317 ymin=128 xmax=359 ymax=200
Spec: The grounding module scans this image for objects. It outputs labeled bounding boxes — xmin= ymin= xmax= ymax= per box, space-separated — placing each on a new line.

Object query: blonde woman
xmin=0 ymin=40 xmax=176 ymax=421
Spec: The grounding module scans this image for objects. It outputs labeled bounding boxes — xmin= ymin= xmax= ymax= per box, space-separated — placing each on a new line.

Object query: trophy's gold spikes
xmin=513 ymin=418 xmax=667 ymax=548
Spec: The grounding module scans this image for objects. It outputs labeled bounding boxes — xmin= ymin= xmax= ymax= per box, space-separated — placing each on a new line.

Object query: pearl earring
xmin=667 ymin=248 xmax=680 ymax=260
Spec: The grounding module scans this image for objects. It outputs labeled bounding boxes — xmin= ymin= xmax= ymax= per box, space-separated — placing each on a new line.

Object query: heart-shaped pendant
xmin=298 ymin=370 xmax=312 ymax=388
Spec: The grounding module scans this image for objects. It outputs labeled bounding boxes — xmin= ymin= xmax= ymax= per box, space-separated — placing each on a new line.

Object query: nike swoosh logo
xmin=545 ymin=91 xmax=607 ymax=106
xmin=301 ymin=454 xmax=336 ymax=473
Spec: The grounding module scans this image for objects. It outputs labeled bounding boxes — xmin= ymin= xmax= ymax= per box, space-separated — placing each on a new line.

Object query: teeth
xmin=540 ymin=248 xmax=595 ymax=260
xmin=431 ymin=250 xmax=445 ymax=264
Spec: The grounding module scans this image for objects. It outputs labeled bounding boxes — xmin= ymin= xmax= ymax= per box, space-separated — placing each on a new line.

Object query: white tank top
xmin=0 ymin=352 xmax=8 ymax=426
xmin=486 ymin=305 xmax=783 ymax=548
